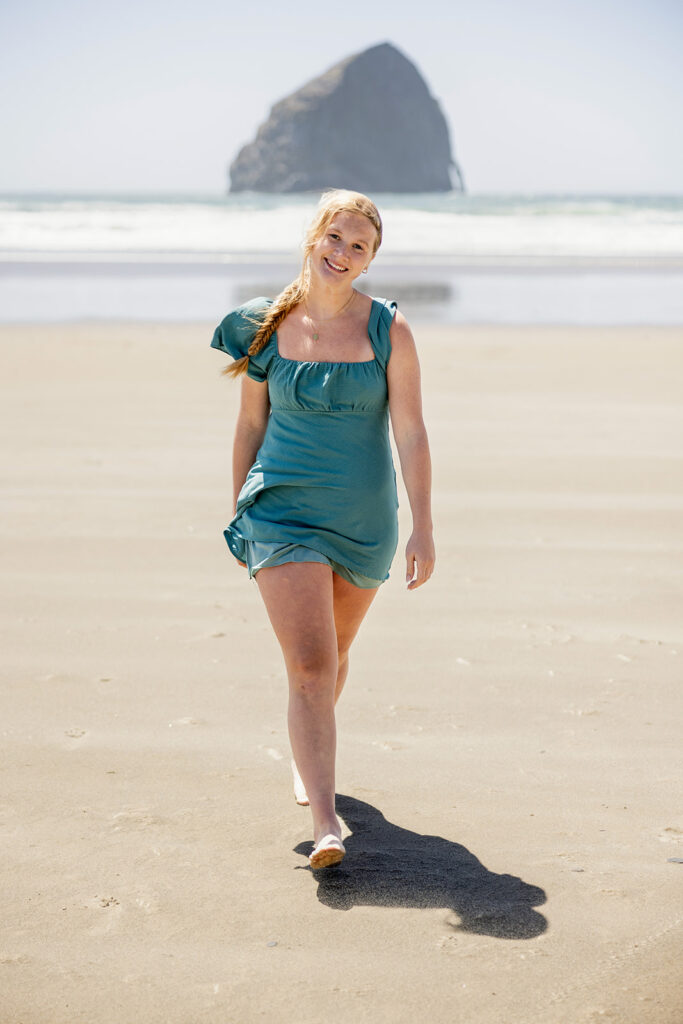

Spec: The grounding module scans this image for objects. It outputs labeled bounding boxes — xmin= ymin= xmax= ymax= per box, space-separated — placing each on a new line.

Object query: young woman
xmin=211 ymin=190 xmax=434 ymax=869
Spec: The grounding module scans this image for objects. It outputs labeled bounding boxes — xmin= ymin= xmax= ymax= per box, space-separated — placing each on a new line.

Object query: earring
xmin=362 ymin=267 xmax=368 ymax=274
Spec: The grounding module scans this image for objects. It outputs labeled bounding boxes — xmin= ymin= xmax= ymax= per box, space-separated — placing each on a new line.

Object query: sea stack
xmin=229 ymin=42 xmax=464 ymax=194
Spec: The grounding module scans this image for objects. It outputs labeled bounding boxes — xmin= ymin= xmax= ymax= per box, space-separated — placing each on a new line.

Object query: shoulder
xmin=389 ymin=307 xmax=414 ymax=342
xmin=216 ymin=295 xmax=272 ymax=331
xmin=388 ymin=308 xmax=418 ymax=360
xmin=241 ymin=295 xmax=273 ymax=315
xmin=211 ymin=296 xmax=274 ymax=361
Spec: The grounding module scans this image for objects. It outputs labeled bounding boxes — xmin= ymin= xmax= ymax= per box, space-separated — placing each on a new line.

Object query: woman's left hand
xmin=405 ymin=528 xmax=435 ymax=590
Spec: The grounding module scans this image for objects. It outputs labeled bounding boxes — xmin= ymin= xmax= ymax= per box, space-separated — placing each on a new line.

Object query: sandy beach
xmin=2 ymin=320 xmax=681 ymax=1024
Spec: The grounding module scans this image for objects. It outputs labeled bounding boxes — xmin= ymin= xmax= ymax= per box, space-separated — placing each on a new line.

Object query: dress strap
xmin=367 ymin=297 xmax=398 ymax=371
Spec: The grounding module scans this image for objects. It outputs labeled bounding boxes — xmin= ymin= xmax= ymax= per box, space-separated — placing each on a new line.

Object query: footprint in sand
xmin=657 ymin=826 xmax=682 ymax=844
xmin=110 ymin=809 xmax=166 ymax=831
xmin=97 ymin=896 xmax=120 ymax=908
xmin=372 ymin=740 xmax=406 ymax=751
xmin=258 ymin=745 xmax=283 ymax=761
xmin=64 ymin=728 xmax=86 ymax=739
xmin=86 ymin=895 xmax=123 ymax=935
xmin=134 ymin=894 xmax=161 ymax=914
xmin=388 ymin=704 xmax=428 ymax=716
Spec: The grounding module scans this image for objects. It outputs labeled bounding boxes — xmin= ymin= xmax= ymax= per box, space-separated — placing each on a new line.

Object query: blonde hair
xmin=223 ymin=189 xmax=382 ymax=378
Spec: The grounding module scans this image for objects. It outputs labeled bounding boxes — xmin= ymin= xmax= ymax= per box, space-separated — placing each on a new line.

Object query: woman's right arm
xmin=232 ymin=376 xmax=270 ymax=513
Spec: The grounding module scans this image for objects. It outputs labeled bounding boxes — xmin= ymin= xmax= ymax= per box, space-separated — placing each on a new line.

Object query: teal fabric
xmin=244 ymin=541 xmax=383 ymax=589
xmin=211 ymin=295 xmax=399 ymax=583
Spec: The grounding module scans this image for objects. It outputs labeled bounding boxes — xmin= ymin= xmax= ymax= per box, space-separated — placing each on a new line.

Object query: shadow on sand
xmin=294 ymin=794 xmax=547 ymax=939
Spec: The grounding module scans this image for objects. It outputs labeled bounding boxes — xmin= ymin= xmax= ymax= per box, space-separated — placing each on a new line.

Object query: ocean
xmin=1 ymin=193 xmax=682 ymax=324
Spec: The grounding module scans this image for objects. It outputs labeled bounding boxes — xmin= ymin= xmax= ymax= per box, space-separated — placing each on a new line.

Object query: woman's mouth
xmin=323 ymin=257 xmax=348 ymax=273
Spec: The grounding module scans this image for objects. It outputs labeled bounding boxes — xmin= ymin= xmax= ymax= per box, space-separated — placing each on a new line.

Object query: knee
xmin=287 ymin=647 xmax=337 ymax=699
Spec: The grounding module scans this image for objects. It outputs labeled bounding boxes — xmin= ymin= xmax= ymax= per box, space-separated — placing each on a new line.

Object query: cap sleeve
xmin=367 ymin=297 xmax=398 ymax=371
xmin=210 ymin=296 xmax=274 ymax=382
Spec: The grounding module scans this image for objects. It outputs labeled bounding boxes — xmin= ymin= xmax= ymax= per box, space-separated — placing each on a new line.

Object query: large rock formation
xmin=229 ymin=42 xmax=464 ymax=194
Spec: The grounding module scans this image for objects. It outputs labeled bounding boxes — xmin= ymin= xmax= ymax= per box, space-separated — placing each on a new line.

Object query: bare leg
xmin=256 ymin=562 xmax=340 ymax=844
xmin=255 ymin=562 xmax=379 ymax=844
xmin=291 ymin=572 xmax=378 ymax=807
xmin=332 ymin=572 xmax=378 ymax=703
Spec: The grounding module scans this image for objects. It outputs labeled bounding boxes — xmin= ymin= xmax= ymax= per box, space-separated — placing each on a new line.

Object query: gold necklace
xmin=304 ymin=290 xmax=356 ymax=341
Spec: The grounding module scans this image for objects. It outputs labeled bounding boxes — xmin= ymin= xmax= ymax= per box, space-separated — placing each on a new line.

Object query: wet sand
xmin=1 ymin=322 xmax=681 ymax=1023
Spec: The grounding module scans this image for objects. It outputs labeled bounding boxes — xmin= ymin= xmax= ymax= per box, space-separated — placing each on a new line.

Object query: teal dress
xmin=211 ymin=295 xmax=399 ymax=588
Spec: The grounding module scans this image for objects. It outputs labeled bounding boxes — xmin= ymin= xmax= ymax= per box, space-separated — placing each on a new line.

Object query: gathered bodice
xmin=211 ymin=294 xmax=400 ymax=581
xmin=255 ymin=341 xmax=388 ymax=414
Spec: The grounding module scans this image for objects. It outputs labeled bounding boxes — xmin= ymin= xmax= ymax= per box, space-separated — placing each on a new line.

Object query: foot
xmin=309 ymin=833 xmax=346 ymax=870
xmin=291 ymin=759 xmax=309 ymax=806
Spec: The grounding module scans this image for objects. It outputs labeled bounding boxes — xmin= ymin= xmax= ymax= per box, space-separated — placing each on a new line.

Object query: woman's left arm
xmin=387 ymin=311 xmax=435 ymax=590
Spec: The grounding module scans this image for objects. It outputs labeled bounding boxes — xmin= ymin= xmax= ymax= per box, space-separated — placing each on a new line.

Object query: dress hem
xmin=223 ymin=529 xmax=390 ymax=587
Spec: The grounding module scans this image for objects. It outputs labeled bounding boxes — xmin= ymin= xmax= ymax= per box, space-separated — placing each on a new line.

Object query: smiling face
xmin=309 ymin=210 xmax=378 ymax=288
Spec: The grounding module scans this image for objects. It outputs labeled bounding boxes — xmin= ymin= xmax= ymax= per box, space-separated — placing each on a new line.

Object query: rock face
xmin=229 ymin=42 xmax=464 ymax=194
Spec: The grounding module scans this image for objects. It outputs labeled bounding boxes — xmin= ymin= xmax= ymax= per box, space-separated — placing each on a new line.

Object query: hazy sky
xmin=1 ymin=0 xmax=681 ymax=194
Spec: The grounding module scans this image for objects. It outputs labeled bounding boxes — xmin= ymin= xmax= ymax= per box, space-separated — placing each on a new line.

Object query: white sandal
xmin=309 ymin=834 xmax=346 ymax=870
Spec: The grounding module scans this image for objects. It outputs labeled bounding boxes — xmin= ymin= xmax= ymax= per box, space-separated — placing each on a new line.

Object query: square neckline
xmin=273 ymin=296 xmax=379 ymax=366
